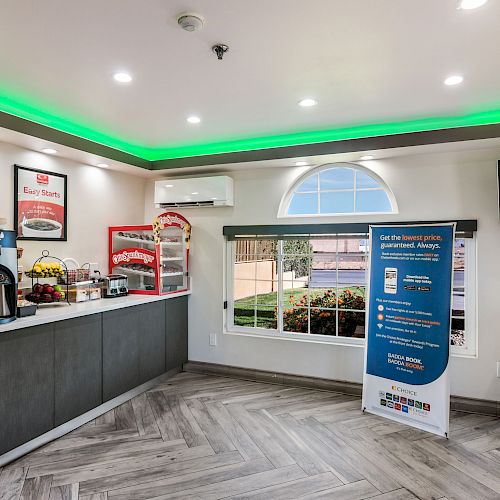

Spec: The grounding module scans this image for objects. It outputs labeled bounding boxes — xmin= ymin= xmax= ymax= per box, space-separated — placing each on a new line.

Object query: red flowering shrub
xmin=338 ymin=288 xmax=365 ymax=336
xmin=281 ymin=288 xmax=365 ymax=336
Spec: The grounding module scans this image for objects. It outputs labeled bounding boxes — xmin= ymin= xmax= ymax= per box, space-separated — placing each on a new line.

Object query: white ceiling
xmin=3 ymin=126 xmax=500 ymax=180
xmin=154 ymin=137 xmax=500 ymax=177
xmin=0 ymin=129 xmax=155 ymax=178
xmin=0 ymin=0 xmax=499 ymax=151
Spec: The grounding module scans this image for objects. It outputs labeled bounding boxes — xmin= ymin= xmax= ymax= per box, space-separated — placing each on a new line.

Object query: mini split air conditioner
xmin=154 ymin=176 xmax=234 ymax=208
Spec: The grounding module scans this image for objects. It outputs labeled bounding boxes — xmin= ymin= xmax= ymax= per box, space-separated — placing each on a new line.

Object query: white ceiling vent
xmin=155 ymin=176 xmax=234 ymax=208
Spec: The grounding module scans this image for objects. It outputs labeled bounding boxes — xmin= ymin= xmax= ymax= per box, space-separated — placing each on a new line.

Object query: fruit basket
xmin=24 ymin=250 xmax=70 ymax=305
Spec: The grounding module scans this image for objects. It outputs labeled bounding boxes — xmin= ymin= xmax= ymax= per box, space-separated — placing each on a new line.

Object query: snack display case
xmin=108 ymin=212 xmax=190 ymax=295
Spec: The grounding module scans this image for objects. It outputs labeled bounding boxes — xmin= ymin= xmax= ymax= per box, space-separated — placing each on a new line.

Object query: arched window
xmin=279 ymin=163 xmax=397 ymax=217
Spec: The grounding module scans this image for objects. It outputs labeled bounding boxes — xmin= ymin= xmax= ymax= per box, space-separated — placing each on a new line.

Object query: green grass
xmin=234 ymin=286 xmax=365 ymax=330
xmin=234 ymin=315 xmax=277 ymax=329
xmin=234 ymin=286 xmax=365 ymax=308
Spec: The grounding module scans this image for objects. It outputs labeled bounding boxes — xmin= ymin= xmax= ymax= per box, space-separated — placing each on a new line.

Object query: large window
xmin=451 ymin=236 xmax=476 ymax=355
xmin=279 ymin=163 xmax=397 ymax=217
xmin=226 ymin=233 xmax=476 ymax=355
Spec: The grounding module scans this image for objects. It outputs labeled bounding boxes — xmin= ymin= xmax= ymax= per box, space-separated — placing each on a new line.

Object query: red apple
xmin=33 ymin=283 xmax=44 ymax=294
xmin=42 ymin=293 xmax=53 ymax=303
xmin=30 ymin=293 xmax=41 ymax=303
xmin=43 ymin=285 xmax=55 ymax=294
xmin=52 ymin=291 xmax=62 ymax=301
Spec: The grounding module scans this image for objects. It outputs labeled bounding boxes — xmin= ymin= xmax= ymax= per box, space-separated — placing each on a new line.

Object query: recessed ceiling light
xmin=298 ymin=98 xmax=318 ymax=107
xmin=165 ymin=184 xmax=174 ymax=188
xmin=113 ymin=72 xmax=132 ymax=83
xmin=41 ymin=148 xmax=57 ymax=154
xmin=187 ymin=115 xmax=201 ymax=124
xmin=444 ymin=75 xmax=464 ymax=86
xmin=360 ymin=155 xmax=374 ymax=161
xmin=191 ymin=192 xmax=199 ymax=195
xmin=458 ymin=0 xmax=488 ymax=9
xmin=96 ymin=163 xmax=109 ymax=168
xmin=295 ymin=161 xmax=309 ymax=166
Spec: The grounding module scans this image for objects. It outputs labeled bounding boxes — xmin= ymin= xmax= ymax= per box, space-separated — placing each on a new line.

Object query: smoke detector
xmin=177 ymin=13 xmax=204 ymax=32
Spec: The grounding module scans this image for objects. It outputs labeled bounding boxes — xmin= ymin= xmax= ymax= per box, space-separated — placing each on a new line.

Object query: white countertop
xmin=0 ymin=291 xmax=191 ymax=334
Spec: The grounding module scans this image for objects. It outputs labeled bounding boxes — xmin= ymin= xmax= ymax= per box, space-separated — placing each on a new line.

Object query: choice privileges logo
xmin=36 ymin=173 xmax=49 ymax=185
xmin=391 ymin=385 xmax=417 ymax=397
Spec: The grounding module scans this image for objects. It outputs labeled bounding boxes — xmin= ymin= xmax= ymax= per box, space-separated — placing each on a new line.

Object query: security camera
xmin=212 ymin=44 xmax=229 ymax=60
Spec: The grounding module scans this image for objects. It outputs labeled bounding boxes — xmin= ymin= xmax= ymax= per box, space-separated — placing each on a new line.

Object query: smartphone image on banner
xmin=384 ymin=267 xmax=398 ymax=294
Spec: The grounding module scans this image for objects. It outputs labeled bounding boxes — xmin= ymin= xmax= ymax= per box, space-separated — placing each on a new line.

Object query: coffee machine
xmin=0 ymin=229 xmax=17 ymax=324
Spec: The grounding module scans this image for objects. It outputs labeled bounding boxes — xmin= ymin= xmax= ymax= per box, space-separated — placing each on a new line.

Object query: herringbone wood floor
xmin=1 ymin=372 xmax=500 ymax=500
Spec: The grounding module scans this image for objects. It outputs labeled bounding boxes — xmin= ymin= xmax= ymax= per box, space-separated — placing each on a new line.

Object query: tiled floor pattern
xmin=1 ymin=372 xmax=500 ymax=499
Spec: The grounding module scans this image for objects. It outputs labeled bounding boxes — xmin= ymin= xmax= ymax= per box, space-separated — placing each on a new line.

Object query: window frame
xmin=226 ymin=234 xmax=369 ymax=348
xmin=450 ymin=235 xmax=477 ymax=357
xmin=224 ymin=234 xmax=477 ymax=357
xmin=278 ymin=162 xmax=399 ymax=218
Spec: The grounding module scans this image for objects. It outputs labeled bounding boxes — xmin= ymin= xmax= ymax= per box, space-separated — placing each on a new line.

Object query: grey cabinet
xmin=102 ymin=302 xmax=168 ymax=401
xmin=102 ymin=306 xmax=141 ymax=401
xmin=0 ymin=325 xmax=55 ymax=455
xmin=166 ymin=296 xmax=188 ymax=371
xmin=54 ymin=315 xmax=102 ymax=425
xmin=138 ymin=302 xmax=166 ymax=383
xmin=0 ymin=297 xmax=188 ymax=457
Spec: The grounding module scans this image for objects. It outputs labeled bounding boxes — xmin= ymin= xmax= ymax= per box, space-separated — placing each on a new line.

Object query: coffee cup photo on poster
xmin=21 ymin=218 xmax=62 ymax=238
xmin=14 ymin=165 xmax=67 ymax=241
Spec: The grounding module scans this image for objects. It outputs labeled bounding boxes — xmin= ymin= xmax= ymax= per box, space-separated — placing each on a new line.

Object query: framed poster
xmin=14 ymin=165 xmax=67 ymax=241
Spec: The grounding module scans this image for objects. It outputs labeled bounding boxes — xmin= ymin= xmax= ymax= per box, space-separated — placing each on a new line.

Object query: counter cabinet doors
xmin=140 ymin=301 xmax=167 ymax=382
xmin=0 ymin=325 xmax=55 ymax=455
xmin=55 ymin=315 xmax=103 ymax=426
xmin=166 ymin=296 xmax=188 ymax=371
xmin=102 ymin=302 xmax=167 ymax=402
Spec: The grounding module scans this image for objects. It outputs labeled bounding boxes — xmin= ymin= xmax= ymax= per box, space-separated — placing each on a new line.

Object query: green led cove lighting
xmin=149 ymin=108 xmax=500 ymax=161
xmin=0 ymin=92 xmax=150 ymax=158
xmin=1 ymin=91 xmax=500 ymax=162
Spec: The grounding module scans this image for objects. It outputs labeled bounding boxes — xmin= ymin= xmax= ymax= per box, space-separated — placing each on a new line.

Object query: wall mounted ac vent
xmin=157 ymin=200 xmax=218 ymax=208
xmin=154 ymin=176 xmax=234 ymax=208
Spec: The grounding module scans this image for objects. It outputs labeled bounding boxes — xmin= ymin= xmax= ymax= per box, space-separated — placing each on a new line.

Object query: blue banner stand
xmin=362 ymin=223 xmax=455 ymax=437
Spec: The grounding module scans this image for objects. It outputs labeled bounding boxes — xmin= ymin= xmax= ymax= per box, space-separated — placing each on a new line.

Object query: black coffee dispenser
xmin=0 ymin=229 xmax=17 ymax=324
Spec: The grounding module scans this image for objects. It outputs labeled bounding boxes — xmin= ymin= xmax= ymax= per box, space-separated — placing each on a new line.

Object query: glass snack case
xmin=108 ymin=212 xmax=191 ymax=295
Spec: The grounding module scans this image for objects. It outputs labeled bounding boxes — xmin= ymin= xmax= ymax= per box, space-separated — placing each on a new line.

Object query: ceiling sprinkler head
xmin=177 ymin=13 xmax=204 ymax=32
xmin=212 ymin=44 xmax=229 ymax=60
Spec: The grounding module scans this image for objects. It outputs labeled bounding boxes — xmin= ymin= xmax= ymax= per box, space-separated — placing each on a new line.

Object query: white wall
xmin=0 ymin=141 xmax=146 ymax=275
xmin=6 ymin=138 xmax=497 ymax=400
xmin=145 ymin=148 xmax=500 ymax=402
